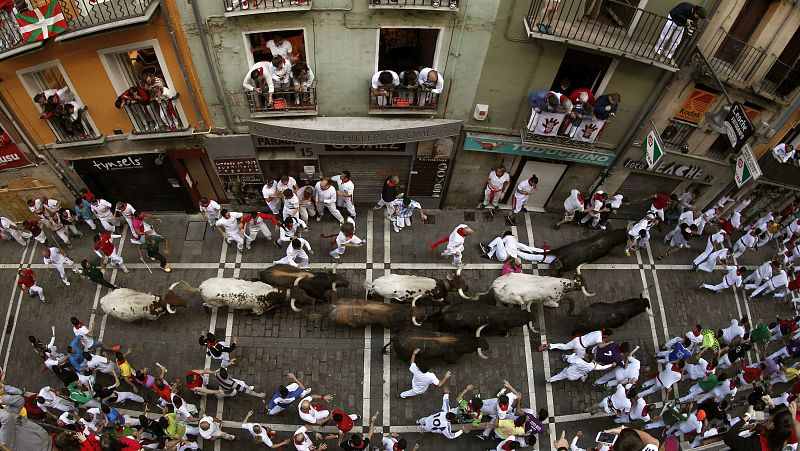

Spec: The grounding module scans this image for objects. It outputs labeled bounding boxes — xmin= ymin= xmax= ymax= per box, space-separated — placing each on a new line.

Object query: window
xmin=550 ymin=49 xmax=613 ymax=94
xmin=378 ymin=28 xmax=440 ymax=72
xmin=246 ymin=29 xmax=306 ymax=65
xmin=704 ymin=134 xmax=734 ymax=161
xmin=17 ymin=62 xmax=99 ymax=144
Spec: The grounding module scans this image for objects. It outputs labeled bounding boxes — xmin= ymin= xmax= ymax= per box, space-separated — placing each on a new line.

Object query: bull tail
xmin=381 ymin=340 xmax=392 ymax=355
xmin=566 ymin=297 xmax=578 ymax=317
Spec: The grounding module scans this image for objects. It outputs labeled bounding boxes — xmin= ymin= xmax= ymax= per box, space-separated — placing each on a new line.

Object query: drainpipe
xmin=189 ymin=0 xmax=236 ymax=132
xmin=161 ymin=3 xmax=207 ymax=132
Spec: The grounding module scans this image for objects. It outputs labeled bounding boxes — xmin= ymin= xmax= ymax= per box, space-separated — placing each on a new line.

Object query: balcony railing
xmin=0 ymin=6 xmax=25 ymax=54
xmin=369 ymin=0 xmax=459 ymax=9
xmin=757 ymin=58 xmax=800 ymax=101
xmin=56 ymin=0 xmax=156 ymax=35
xmin=369 ymin=87 xmax=439 ymax=113
xmin=522 ymin=110 xmax=607 ymax=149
xmin=43 ymin=108 xmax=101 ymax=144
xmin=525 ymin=0 xmax=699 ymax=68
xmin=662 ymin=118 xmax=696 ymax=153
xmin=246 ymin=88 xmax=317 ymax=116
xmin=122 ymin=98 xmax=188 ymax=135
xmin=223 ymin=0 xmax=312 ymax=14
xmin=702 ymin=28 xmax=768 ymax=85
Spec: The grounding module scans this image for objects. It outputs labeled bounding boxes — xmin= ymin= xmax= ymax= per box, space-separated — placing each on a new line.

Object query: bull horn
xmin=458 ymin=288 xmax=469 ymax=300
xmin=290 ymin=298 xmax=302 ymax=313
xmin=166 ymin=304 xmax=177 ymax=314
xmin=455 ymin=266 xmax=462 ymax=277
xmin=527 ymin=322 xmax=540 ymax=334
xmin=476 ymin=324 xmax=487 ymax=338
xmin=411 ymin=295 xmax=423 ymax=326
xmin=293 ymin=274 xmax=310 ymax=287
xmin=576 ymin=264 xmax=596 ymax=297
xmin=477 ymin=347 xmax=489 ymax=360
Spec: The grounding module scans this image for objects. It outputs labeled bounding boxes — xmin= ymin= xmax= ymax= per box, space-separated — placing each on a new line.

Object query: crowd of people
xmin=33 ymin=86 xmax=92 ymax=141
xmin=369 ymin=67 xmax=444 ymax=109
xmin=113 ymin=70 xmax=182 ymax=133
xmin=242 ymin=34 xmax=316 ymax=109
xmin=2 ymin=160 xmax=800 ymax=450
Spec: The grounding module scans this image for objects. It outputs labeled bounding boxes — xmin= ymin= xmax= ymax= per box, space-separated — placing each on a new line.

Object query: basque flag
xmin=15 ymin=0 xmax=68 ymax=43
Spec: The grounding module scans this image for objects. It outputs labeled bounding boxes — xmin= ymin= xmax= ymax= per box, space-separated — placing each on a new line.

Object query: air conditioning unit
xmin=754 ymin=119 xmax=773 ymax=137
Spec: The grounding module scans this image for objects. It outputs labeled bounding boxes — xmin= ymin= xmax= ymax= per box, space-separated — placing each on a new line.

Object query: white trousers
xmin=274 ymin=255 xmax=309 ymax=269
xmin=246 ymin=222 xmax=273 ymax=241
xmin=265 ymin=199 xmax=280 ymax=215
xmin=114 ymin=391 xmax=145 ymax=404
xmin=732 ymin=241 xmax=748 ymax=259
xmin=693 ymin=241 xmax=715 ymax=266
xmin=51 ymin=260 xmax=79 ymax=283
xmin=226 ymin=231 xmax=245 ymax=251
xmin=32 ymin=231 xmax=47 ymax=244
xmin=654 ymin=17 xmax=684 ymax=59
xmin=26 ymin=284 xmax=45 ymax=300
xmin=105 ymin=251 xmax=126 ymax=270
xmin=581 ymin=210 xmax=601 ymax=227
xmin=298 ymin=204 xmax=315 ymax=223
xmin=331 ymin=235 xmax=363 ymax=257
xmin=316 ymin=201 xmax=344 ymax=223
xmin=98 ymin=216 xmax=116 ymax=232
xmin=483 ymin=186 xmax=502 ymax=207
xmin=7 ymin=229 xmax=26 ymax=246
xmin=702 ymin=280 xmax=732 ymax=293
xmin=549 ymin=337 xmax=587 ymax=357
xmin=338 ymin=197 xmax=356 ymax=217
xmin=394 ymin=216 xmax=412 ymax=231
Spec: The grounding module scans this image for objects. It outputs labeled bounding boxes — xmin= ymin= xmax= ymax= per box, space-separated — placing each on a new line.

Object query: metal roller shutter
xmin=614 ymin=172 xmax=681 ymax=219
xmin=319 ymin=155 xmax=412 ymax=205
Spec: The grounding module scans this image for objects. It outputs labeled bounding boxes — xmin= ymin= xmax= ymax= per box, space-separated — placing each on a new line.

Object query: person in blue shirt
xmin=66 ymin=335 xmax=85 ymax=372
xmin=657 ymin=337 xmax=693 ymax=364
xmin=101 ymin=403 xmax=124 ymax=426
xmin=593 ymin=93 xmax=620 ymax=120
xmin=74 ymin=197 xmax=96 ymax=231
xmin=593 ymin=341 xmax=630 ymax=368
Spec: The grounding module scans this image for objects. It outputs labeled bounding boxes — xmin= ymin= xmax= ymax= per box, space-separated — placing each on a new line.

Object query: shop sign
xmin=409 ymin=158 xmax=450 ymax=198
xmin=623 ymin=158 xmax=714 ymax=183
xmin=674 ymin=87 xmax=717 ymax=124
xmin=0 ymin=141 xmax=31 ymax=171
xmin=734 ymin=144 xmax=762 ymax=187
xmin=722 ymin=102 xmax=755 ymax=153
xmin=214 ymin=158 xmax=260 ymax=174
xmin=463 ymin=133 xmax=613 ymax=166
xmin=641 ymin=129 xmax=664 ymax=170
xmin=249 ymin=121 xmax=462 ymax=145
xmin=89 ymin=155 xmax=144 ymax=171
xmin=323 ymin=144 xmax=406 ymax=152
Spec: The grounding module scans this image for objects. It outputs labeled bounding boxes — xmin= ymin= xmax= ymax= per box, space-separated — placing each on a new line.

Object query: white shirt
xmin=564 ymin=189 xmax=584 ymax=213
xmin=298 ymin=396 xmax=326 ymax=423
xmin=283 ymin=195 xmax=300 ymax=218
xmin=515 ymin=179 xmax=535 ymax=198
xmin=198 ymin=416 xmax=221 ymax=439
xmin=630 ymin=397 xmax=650 ymax=421
xmin=243 ymin=62 xmax=274 ymax=92
xmin=269 ymin=61 xmax=291 ymax=84
xmin=609 ymin=194 xmax=624 ymax=209
xmin=293 ymin=426 xmax=314 ymax=451
xmin=285 ymin=238 xmax=311 ymax=263
xmin=43 ymin=248 xmax=67 ymax=266
xmin=262 ymin=182 xmax=279 ymax=202
xmin=487 ymin=170 xmax=510 ymax=191
xmin=330 ymin=175 xmax=354 ymax=201
xmin=117 ymin=203 xmax=135 ymax=218
xmin=277 ymin=177 xmax=298 ymax=193
xmin=737 ymin=232 xmax=757 ymax=249
xmin=579 ymin=330 xmax=604 ymax=348
xmin=266 ymin=39 xmax=293 ymax=64
xmin=446 ymin=224 xmax=468 ymax=254
xmin=684 ymin=358 xmax=709 ymax=380
xmin=243 ymin=423 xmax=274 ymax=446
xmin=73 ymin=324 xmax=93 ymax=348
xmin=44 ymin=199 xmax=60 ymax=213
xmin=773 ymin=143 xmax=795 ymax=163
xmin=722 ymin=319 xmax=745 ymax=343
xmin=409 ymin=363 xmax=439 ymax=393
xmin=86 ymin=355 xmax=115 ymax=373
xmin=291 ymin=68 xmax=315 ymax=88
xmin=371 ymin=70 xmax=400 ymax=89
xmin=314 ymin=182 xmax=337 ymax=204
xmin=710 ymin=231 xmax=726 ymax=246
xmin=418 ymin=68 xmax=444 ymax=94
xmin=620 ymin=356 xmax=641 ymax=381
xmin=678 ymin=413 xmax=704 ymax=434
xmin=215 ymin=212 xmax=244 ymax=236
xmin=610 ymin=384 xmax=631 ymax=412
xmin=733 ymin=198 xmax=751 ymax=213
xmin=200 ymin=199 xmax=221 ymax=217
xmin=91 ymin=199 xmax=114 ymax=220
xmin=629 ymin=218 xmax=654 ymax=239
xmin=589 ymin=191 xmax=605 ymax=211
xmin=0 ymin=217 xmax=16 ymax=230
xmin=420 ymin=394 xmax=462 ymax=439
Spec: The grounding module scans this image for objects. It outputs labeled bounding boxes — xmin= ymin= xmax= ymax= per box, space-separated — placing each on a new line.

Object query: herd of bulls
xmin=98 ymin=230 xmax=653 ymax=364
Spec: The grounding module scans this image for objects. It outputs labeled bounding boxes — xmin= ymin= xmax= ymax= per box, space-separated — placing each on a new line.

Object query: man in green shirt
xmin=677 ymin=373 xmax=721 ymax=403
xmin=80 ymin=258 xmax=118 ymax=290
xmin=452 ymin=384 xmax=484 ymax=426
xmin=159 ymin=412 xmax=186 ymax=440
xmin=137 ymin=234 xmax=171 ymax=272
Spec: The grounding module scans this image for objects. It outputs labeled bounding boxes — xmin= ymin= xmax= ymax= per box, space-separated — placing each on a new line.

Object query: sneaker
xmin=274 ymin=240 xmax=281 ymax=248
xmin=536 ymin=23 xmax=547 ymax=33
xmin=163 ymin=267 xmax=172 ymax=273
xmin=331 ymin=253 xmax=340 ymax=259
xmin=599 ymin=225 xmax=607 ymax=230
xmin=246 ymin=242 xmax=252 ymax=250
xmin=691 ymin=263 xmax=698 ymax=272
xmin=477 ymin=203 xmax=485 ymax=210
xmin=316 ymin=215 xmax=322 ymax=222
xmin=64 ymin=280 xmax=70 ymax=286
xmin=506 ymin=216 xmax=517 ymax=226
xmin=624 ymin=249 xmax=631 ymax=257
xmin=372 ymin=204 xmax=383 ymax=211
xmin=210 ymin=225 xmax=216 ymax=232
xmin=479 ymin=242 xmax=488 ymax=254
xmin=393 ymin=225 xmax=400 ymax=233
xmin=122 ymin=268 xmax=130 ymax=273
xmin=42 ymin=298 xmax=48 ymax=304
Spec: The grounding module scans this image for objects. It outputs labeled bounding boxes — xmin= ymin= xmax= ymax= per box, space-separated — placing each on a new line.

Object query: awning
xmin=247 ymin=117 xmax=462 ymax=145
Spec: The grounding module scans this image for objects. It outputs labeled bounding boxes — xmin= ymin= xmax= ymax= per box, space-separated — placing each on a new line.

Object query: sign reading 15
xmin=298 ymin=147 xmax=315 ymax=157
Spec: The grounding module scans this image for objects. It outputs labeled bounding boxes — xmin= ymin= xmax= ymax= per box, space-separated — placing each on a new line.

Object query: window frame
xmin=15 ymin=59 xmax=100 ymax=140
xmin=96 ymin=39 xmax=187 ymax=123
xmin=373 ymin=26 xmax=445 ymax=73
xmin=241 ymin=27 xmax=312 ymax=70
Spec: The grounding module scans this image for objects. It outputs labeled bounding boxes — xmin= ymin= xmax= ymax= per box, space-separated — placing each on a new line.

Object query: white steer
xmin=198 ymin=277 xmax=312 ymax=315
xmin=483 ymin=264 xmax=595 ymax=310
xmin=366 ymin=267 xmax=472 ymax=304
xmin=99 ymin=282 xmax=192 ymax=322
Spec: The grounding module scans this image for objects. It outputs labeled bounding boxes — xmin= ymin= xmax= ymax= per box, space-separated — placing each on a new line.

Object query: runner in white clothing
xmin=586 ymin=383 xmax=631 ymax=415
xmin=275 ymin=217 xmax=306 ymax=247
xmin=481 ymin=167 xmax=510 ymax=210
xmin=430 ymin=224 xmax=474 ymax=267
xmin=114 ymin=202 xmax=137 ymax=237
xmin=732 ymin=229 xmax=759 ymax=259
xmin=241 ymin=409 xmax=291 ymax=448
xmin=512 ymin=176 xmax=538 ymax=214
xmin=539 ymin=329 xmax=611 ymax=357
xmin=262 ymin=180 xmax=281 ymax=215
xmin=274 ymin=238 xmax=313 ymax=268
xmin=199 ymin=198 xmax=223 ymax=235
xmin=90 ymin=198 xmax=117 ymax=232
xmin=700 ymin=266 xmax=744 ymax=294
xmin=416 ymin=391 xmax=465 ymax=439
xmin=330 ymin=171 xmax=356 ymax=219
xmin=625 ymin=216 xmax=658 ymax=256
xmin=329 ymin=219 xmax=363 ymax=259
xmin=282 ymin=189 xmax=300 ymax=220
xmin=481 ymin=231 xmax=557 ymax=264
xmin=696 ymin=247 xmax=730 ymax=273
xmin=42 ymin=247 xmax=80 ymax=286
xmin=389 ymin=197 xmax=427 ymax=233
xmin=296 ymin=186 xmax=316 ymax=223
xmin=691 ymin=230 xmax=727 ymax=271
xmin=215 ymin=210 xmax=246 ymax=252
xmin=750 ymin=269 xmax=790 ymax=298
xmin=314 ymin=178 xmax=344 ymax=223
xmin=547 ymin=353 xmax=612 ymax=383
xmin=0 ymin=216 xmax=26 ymax=247
xmin=744 ymin=260 xmax=776 ymax=290
xmin=400 ymin=348 xmax=451 ymax=398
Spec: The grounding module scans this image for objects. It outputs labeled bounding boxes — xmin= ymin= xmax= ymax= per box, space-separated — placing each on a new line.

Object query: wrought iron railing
xmin=43 ymin=108 xmax=100 ymax=144
xmin=526 ymin=0 xmax=701 ymax=66
xmin=122 ymin=97 xmax=187 ymax=134
xmin=223 ymin=0 xmax=311 ymax=13
xmin=369 ymin=0 xmax=459 ymax=7
xmin=662 ymin=118 xmax=696 ymax=153
xmin=246 ymin=88 xmax=317 ymax=115
xmin=702 ymin=28 xmax=768 ymax=85
xmin=0 ymin=6 xmax=25 ymax=53
xmin=56 ymin=0 xmax=155 ymax=33
xmin=369 ymin=87 xmax=439 ymax=111
xmin=757 ymin=57 xmax=800 ymax=101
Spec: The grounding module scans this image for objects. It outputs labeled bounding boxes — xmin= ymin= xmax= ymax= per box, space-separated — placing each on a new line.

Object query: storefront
xmin=460 ymin=132 xmax=615 ymax=211
xmin=71 ymin=151 xmax=196 ymax=212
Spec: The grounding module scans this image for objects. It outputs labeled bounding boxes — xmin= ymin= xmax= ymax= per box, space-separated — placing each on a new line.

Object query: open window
xmin=99 ymin=42 xmax=187 ymax=135
xmin=550 ymin=48 xmax=613 ymax=94
xmin=377 ymin=28 xmax=440 ymax=72
xmin=17 ymin=62 xmax=99 ymax=145
xmin=247 ymin=29 xmax=306 ymax=65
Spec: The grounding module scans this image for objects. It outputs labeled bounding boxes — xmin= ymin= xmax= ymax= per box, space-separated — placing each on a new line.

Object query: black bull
xmin=383 ymin=330 xmax=489 ymax=364
xmin=259 ymin=264 xmax=349 ymax=300
xmin=432 ymin=302 xmax=538 ymax=335
xmin=567 ymin=296 xmax=651 ymax=335
xmin=550 ymin=229 xmax=627 ymax=273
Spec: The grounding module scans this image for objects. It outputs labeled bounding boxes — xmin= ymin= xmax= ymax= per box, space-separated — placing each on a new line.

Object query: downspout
xmin=189 ymin=0 xmax=236 ymax=132
xmin=160 ymin=1 xmax=207 ymax=131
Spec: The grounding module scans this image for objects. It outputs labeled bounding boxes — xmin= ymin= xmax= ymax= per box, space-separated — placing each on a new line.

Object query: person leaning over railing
xmin=290 ymin=62 xmax=315 ymax=105
xmin=243 ymin=60 xmax=275 ymax=108
xmin=371 ymin=70 xmax=400 ymax=107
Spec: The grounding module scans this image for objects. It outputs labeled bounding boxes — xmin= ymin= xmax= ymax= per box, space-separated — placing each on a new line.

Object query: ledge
xmin=0 ymin=41 xmax=45 ymax=62
xmin=250 ymin=109 xmax=318 ymax=118
xmin=224 ymin=3 xmax=311 ymax=17
xmin=127 ymin=128 xmax=194 ymax=141
xmin=368 ymin=108 xmax=439 ymax=116
xmin=368 ymin=4 xmax=458 ymax=11
xmin=49 ymin=136 xmax=106 ymax=149
xmin=54 ymin=1 xmax=160 ymax=42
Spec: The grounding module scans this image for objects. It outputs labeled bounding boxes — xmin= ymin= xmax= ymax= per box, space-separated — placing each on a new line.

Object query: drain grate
xmin=463 ymin=212 xmax=476 ymax=222
xmin=185 ymin=221 xmax=207 ymax=241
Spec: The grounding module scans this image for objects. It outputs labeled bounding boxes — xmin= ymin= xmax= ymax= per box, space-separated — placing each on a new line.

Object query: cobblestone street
xmin=1 ymin=207 xmax=792 ymax=451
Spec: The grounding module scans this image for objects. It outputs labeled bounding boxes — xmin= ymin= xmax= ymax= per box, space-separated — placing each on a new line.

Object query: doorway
xmin=502 ymin=160 xmax=567 ymax=211
xmin=378 ymin=28 xmax=440 ymax=73
xmin=550 ymin=49 xmax=613 ymax=94
xmin=715 ymin=0 xmax=771 ymax=64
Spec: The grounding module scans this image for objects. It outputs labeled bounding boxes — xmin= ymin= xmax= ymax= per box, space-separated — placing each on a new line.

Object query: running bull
xmin=259 ymin=264 xmax=349 ymax=301
xmin=468 ymin=264 xmax=595 ymax=309
xmin=299 ymin=298 xmax=424 ymax=332
xmin=549 ymin=229 xmax=628 ymax=274
xmin=366 ymin=267 xmax=472 ymax=303
xmin=384 ymin=329 xmax=490 ymax=364
xmin=166 ymin=277 xmax=313 ymax=315
xmin=432 ymin=302 xmax=539 ymax=335
xmin=98 ymin=281 xmax=195 ymax=322
xmin=568 ymin=292 xmax=653 ymax=335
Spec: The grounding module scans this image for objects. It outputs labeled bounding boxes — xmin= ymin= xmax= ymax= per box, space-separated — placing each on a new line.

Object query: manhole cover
xmin=463 ymin=212 xmax=476 ymax=222
xmin=185 ymin=221 xmax=207 ymax=241
xmin=423 ymin=215 xmax=435 ymax=225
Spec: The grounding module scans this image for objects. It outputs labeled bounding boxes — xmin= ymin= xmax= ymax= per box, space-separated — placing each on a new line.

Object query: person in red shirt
xmin=21 ymin=220 xmax=47 ymax=245
xmin=242 ymin=211 xmax=279 ymax=249
xmin=93 ymin=233 xmax=129 ymax=273
xmin=79 ymin=188 xmax=95 ymax=203
xmin=329 ymin=409 xmax=362 ymax=434
xmin=647 ymin=193 xmax=678 ymax=221
xmin=17 ymin=268 xmax=45 ymax=303
xmin=738 ymin=361 xmax=766 ymax=385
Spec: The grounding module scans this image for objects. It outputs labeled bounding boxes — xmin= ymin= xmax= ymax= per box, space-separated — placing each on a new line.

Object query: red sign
xmin=0 ymin=133 xmax=31 ymax=171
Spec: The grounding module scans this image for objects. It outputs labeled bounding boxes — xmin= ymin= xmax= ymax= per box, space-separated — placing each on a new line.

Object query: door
xmin=502 ymin=160 xmax=567 ymax=211
xmin=319 ymin=155 xmax=412 ymax=205
xmin=715 ymin=0 xmax=771 ymax=64
xmin=614 ymin=172 xmax=682 ymax=219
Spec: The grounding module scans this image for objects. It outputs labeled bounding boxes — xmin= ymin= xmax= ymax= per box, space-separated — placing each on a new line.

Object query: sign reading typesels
xmin=214 ymin=158 xmax=260 ymax=174
xmin=723 ymin=102 xmax=755 ymax=153
xmin=409 ymin=158 xmax=450 ymax=198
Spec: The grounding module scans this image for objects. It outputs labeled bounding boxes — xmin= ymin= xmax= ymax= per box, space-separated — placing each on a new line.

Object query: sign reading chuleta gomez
xmin=247 ymin=118 xmax=462 ymax=145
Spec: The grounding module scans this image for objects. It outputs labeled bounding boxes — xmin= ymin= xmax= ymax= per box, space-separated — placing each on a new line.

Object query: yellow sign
xmin=675 ymin=87 xmax=718 ymax=124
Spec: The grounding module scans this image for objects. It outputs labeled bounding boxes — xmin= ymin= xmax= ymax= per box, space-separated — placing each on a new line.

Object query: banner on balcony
xmin=15 ymin=0 xmax=67 ymax=43
xmin=572 ymin=119 xmax=606 ymax=143
xmin=532 ymin=112 xmax=565 ymax=137
xmin=674 ymin=87 xmax=717 ymax=124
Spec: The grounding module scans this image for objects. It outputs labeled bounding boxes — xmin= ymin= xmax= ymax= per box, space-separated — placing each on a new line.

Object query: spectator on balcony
xmin=63 ymin=101 xmax=88 ymax=140
xmin=114 ymin=86 xmax=149 ymax=108
xmin=418 ymin=68 xmax=444 ymax=107
xmin=564 ymin=92 xmax=594 ymax=137
xmin=556 ymin=78 xmax=571 ymax=95
xmin=593 ymin=93 xmax=620 ymax=120
xmin=225 ymin=0 xmax=249 ymax=12
xmin=243 ymin=61 xmax=275 ymax=108
xmin=269 ymin=55 xmax=291 ymax=90
xmin=371 ymin=70 xmax=400 ymax=107
xmin=772 ymin=143 xmax=796 ymax=164
xmin=33 ymin=87 xmax=72 ymax=106
xmin=141 ymin=72 xmax=165 ymax=91
xmin=150 ymin=85 xmax=181 ymax=132
xmin=267 ymin=35 xmax=297 ymax=65
xmin=655 ymin=3 xmax=706 ymax=64
xmin=290 ymin=62 xmax=315 ymax=106
xmin=526 ymin=91 xmax=572 ymax=130
xmin=400 ymin=70 xmax=420 ymax=90
xmin=534 ymin=0 xmax=563 ymax=35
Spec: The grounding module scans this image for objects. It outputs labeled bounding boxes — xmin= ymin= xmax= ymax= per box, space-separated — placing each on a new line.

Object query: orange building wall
xmin=0 ymin=13 xmax=199 ymax=147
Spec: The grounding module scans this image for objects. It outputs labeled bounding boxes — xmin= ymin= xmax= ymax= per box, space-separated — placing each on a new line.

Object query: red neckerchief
xmin=345 ymin=233 xmax=354 ymax=238
xmin=456 ymin=227 xmax=466 ymax=237
xmin=387 ymin=181 xmax=396 ymax=187
xmin=576 ymin=193 xmax=584 ymax=204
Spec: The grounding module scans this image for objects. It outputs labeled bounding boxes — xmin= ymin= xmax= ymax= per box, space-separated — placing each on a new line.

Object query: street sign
xmin=723 ymin=102 xmax=755 ymax=154
xmin=734 ymin=144 xmax=762 ymax=187
xmin=642 ymin=129 xmax=664 ymax=169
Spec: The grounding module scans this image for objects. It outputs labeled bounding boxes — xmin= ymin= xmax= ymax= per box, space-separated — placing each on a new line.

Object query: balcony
xmin=756 ymin=58 xmax=800 ymax=102
xmin=43 ymin=108 xmax=104 ymax=147
xmin=701 ymin=28 xmax=768 ymax=86
xmin=223 ymin=0 xmax=312 ymax=17
xmin=0 ymin=6 xmax=45 ymax=60
xmin=246 ymin=88 xmax=317 ymax=117
xmin=54 ymin=0 xmax=160 ymax=41
xmin=521 ymin=110 xmax=609 ymax=152
xmin=369 ymin=0 xmax=459 ymax=11
xmin=369 ymin=87 xmax=439 ymax=115
xmin=524 ymin=0 xmax=697 ymax=70
xmin=661 ymin=118 xmax=696 ymax=153
xmin=122 ymin=97 xmax=193 ymax=139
